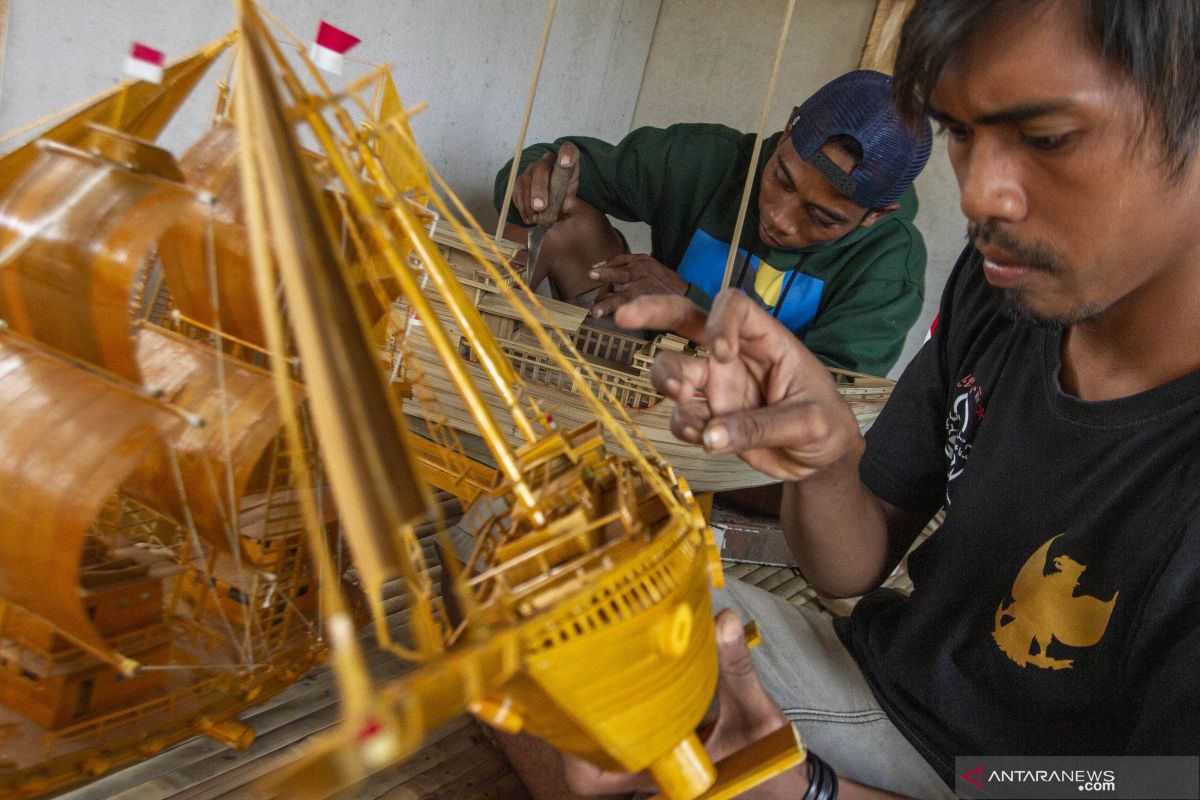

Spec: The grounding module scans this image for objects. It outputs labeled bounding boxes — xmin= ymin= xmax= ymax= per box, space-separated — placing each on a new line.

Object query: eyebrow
xmin=929 ymin=100 xmax=1075 ymax=127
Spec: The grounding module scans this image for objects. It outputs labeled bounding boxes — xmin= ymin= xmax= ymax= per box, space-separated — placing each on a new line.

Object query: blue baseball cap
xmin=788 ymin=70 xmax=932 ymax=208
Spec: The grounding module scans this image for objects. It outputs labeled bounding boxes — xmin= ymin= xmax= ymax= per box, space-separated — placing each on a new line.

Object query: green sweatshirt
xmin=495 ymin=123 xmax=926 ymax=376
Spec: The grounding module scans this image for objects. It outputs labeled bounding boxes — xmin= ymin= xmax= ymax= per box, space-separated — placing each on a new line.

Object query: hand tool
xmin=525 ymin=154 xmax=576 ymax=282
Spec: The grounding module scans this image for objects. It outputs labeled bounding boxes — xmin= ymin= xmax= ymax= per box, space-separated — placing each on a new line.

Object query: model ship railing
xmin=467 ymin=510 xmax=625 ymax=608
xmin=524 ymin=513 xmax=699 ymax=655
xmin=461 ymin=338 xmax=661 ymax=410
xmin=1 ymin=623 xmax=169 ymax=671
xmin=164 ymin=312 xmax=303 ymax=382
xmin=40 ymin=671 xmax=231 ymax=752
xmin=571 ymin=325 xmax=648 ymax=367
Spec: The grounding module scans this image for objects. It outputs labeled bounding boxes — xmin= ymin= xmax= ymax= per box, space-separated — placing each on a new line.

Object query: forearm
xmin=780 ymin=443 xmax=892 ymax=598
xmin=745 ymin=756 xmax=916 ymax=800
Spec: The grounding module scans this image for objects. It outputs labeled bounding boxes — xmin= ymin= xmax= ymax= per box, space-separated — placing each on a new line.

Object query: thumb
xmin=702 ymin=399 xmax=843 ymax=458
xmin=710 ymin=610 xmax=788 ymax=754
xmin=714 ymin=609 xmax=759 ymax=686
xmin=557 ymin=140 xmax=580 ymax=168
xmin=700 ymin=404 xmax=787 ymax=455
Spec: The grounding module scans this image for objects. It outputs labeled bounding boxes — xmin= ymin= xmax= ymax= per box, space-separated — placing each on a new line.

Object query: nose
xmin=763 ymin=199 xmax=800 ymax=238
xmin=955 ymin=136 xmax=1027 ymax=225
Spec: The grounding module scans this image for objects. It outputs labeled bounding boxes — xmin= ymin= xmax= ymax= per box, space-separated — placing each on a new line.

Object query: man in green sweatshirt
xmin=495 ymin=70 xmax=933 ymax=377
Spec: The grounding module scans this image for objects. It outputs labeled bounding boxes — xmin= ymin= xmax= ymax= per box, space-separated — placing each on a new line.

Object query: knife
xmin=526 ymin=153 xmax=577 ymax=283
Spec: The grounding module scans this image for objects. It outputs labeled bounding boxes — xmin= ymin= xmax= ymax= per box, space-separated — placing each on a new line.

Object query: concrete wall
xmin=631 ymin=0 xmax=964 ymax=376
xmin=0 ymin=0 xmax=962 ymax=375
xmin=0 ymin=0 xmax=661 ymax=222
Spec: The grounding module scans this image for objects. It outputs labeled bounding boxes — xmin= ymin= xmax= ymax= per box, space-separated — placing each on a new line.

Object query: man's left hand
xmin=560 ymin=609 xmax=802 ymax=797
xmin=587 ymin=253 xmax=687 ymax=319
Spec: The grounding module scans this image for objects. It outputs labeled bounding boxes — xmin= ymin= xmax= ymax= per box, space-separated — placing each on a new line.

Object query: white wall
xmin=0 ymin=0 xmax=661 ymax=223
xmin=0 ymin=0 xmax=963 ymax=376
xmin=631 ymin=0 xmax=965 ymax=376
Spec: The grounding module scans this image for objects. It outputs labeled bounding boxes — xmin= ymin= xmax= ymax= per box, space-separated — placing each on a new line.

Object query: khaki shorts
xmin=713 ymin=578 xmax=955 ymax=799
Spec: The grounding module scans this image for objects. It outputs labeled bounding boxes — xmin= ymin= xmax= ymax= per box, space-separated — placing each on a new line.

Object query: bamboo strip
xmin=493 ymin=0 xmax=559 ymax=243
xmin=720 ymin=0 xmax=798 ymax=293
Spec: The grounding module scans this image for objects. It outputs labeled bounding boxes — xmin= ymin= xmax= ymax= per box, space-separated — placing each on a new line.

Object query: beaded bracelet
xmin=802 ymin=750 xmax=839 ymax=800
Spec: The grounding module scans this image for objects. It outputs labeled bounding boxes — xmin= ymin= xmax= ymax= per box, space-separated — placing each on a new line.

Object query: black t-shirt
xmin=839 ymin=246 xmax=1200 ymax=786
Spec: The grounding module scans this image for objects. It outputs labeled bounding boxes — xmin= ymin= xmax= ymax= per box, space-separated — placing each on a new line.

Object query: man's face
xmin=930 ymin=2 xmax=1200 ymax=327
xmin=756 ymin=136 xmax=878 ymax=251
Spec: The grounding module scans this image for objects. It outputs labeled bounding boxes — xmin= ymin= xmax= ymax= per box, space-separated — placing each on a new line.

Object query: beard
xmin=968 ymin=221 xmax=1106 ymax=328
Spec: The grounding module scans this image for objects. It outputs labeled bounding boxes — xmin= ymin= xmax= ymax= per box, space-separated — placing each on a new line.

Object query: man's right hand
xmin=512 ymin=142 xmax=582 ymax=225
xmin=614 ymin=290 xmax=864 ymax=481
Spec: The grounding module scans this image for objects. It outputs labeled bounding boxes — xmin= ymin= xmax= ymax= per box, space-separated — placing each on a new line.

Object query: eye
xmin=1023 ymin=132 xmax=1072 ymax=151
xmin=936 ymin=122 xmax=971 ymax=143
xmin=774 ymin=164 xmax=795 ymax=192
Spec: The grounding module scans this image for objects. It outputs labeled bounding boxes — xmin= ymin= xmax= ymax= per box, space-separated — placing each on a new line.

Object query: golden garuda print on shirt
xmin=993 ymin=534 xmax=1118 ymax=670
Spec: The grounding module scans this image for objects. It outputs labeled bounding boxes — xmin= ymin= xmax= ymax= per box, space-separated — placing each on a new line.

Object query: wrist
xmin=797 ymin=434 xmax=866 ymax=489
xmin=802 ymin=750 xmax=839 ymax=800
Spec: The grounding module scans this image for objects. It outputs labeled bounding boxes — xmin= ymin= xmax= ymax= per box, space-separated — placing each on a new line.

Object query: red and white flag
xmin=310 ymin=21 xmax=360 ymax=75
xmin=124 ymin=42 xmax=165 ymax=84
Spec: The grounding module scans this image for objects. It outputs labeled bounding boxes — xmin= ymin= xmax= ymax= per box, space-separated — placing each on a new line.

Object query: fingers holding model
xmin=512 ymin=141 xmax=582 ymax=224
xmin=587 ymin=253 xmax=688 ymax=319
xmin=560 ymin=609 xmax=803 ymax=798
xmin=616 ymin=290 xmax=864 ymax=481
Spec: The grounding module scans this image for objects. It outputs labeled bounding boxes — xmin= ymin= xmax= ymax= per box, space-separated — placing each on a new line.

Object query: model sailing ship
xmin=389 ymin=227 xmax=895 ymax=494
xmin=0 ymin=3 xmax=818 ymax=797
xmin=0 ymin=33 xmax=347 ymax=797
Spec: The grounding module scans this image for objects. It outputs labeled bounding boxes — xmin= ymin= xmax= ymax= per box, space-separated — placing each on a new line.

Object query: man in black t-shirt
xmin=555 ymin=1 xmax=1200 ymax=798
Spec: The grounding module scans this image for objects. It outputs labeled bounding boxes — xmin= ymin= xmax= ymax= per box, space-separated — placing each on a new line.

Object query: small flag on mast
xmin=310 ymin=21 xmax=361 ymax=75
xmin=124 ymin=42 xmax=165 ymax=84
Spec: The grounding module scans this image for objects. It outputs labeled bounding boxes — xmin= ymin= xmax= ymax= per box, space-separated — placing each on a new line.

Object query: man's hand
xmin=588 ymin=253 xmax=688 ymax=319
xmin=614 ymin=290 xmax=864 ymax=481
xmin=512 ymin=142 xmax=582 ymax=225
xmin=561 ymin=609 xmax=804 ymax=797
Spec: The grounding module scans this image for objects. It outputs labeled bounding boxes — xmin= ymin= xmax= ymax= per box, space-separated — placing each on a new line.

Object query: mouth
xmin=978 ymin=248 xmax=1041 ymax=289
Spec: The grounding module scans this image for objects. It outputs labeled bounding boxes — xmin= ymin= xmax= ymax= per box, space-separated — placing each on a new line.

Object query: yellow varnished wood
xmin=0 ymin=5 xmax=818 ymax=798
xmin=0 ymin=334 xmax=177 ymax=672
xmin=0 ymin=139 xmax=194 ymax=381
xmin=122 ymin=326 xmax=294 ymax=552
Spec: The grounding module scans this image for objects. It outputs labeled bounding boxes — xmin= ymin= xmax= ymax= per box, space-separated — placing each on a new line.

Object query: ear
xmin=859 ymin=202 xmax=901 ymax=228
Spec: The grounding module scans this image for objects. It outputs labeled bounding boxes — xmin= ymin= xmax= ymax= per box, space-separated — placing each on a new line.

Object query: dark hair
xmin=824 ymin=133 xmax=864 ymax=164
xmin=893 ymin=0 xmax=1200 ymax=174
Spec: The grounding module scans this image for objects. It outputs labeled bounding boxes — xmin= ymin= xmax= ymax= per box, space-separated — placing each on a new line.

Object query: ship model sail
xmin=0 ymin=31 xmax=369 ymax=798
xmin=0 ymin=3 xmax=815 ymax=797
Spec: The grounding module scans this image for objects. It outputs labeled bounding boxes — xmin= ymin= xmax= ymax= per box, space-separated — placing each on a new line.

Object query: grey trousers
xmin=713 ymin=578 xmax=955 ymax=799
xmin=447 ymin=516 xmax=953 ymax=797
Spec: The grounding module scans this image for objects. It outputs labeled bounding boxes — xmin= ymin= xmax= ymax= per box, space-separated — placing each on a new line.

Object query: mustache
xmin=968 ymin=221 xmax=1061 ymax=275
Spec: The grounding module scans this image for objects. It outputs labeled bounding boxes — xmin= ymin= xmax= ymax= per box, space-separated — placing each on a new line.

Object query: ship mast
xmin=242 ymin=7 xmax=545 ymax=518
